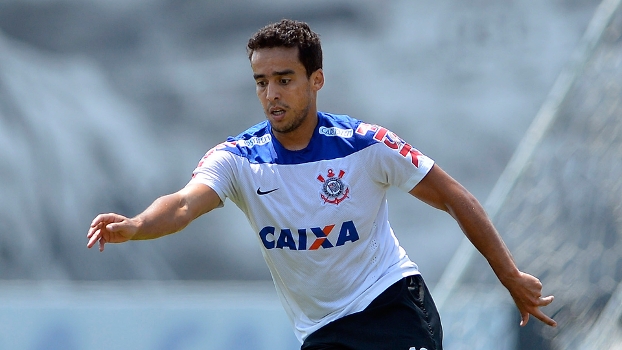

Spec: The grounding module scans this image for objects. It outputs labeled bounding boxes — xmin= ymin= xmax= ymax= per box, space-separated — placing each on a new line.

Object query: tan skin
xmin=251 ymin=47 xmax=324 ymax=150
xmin=87 ymin=46 xmax=556 ymax=328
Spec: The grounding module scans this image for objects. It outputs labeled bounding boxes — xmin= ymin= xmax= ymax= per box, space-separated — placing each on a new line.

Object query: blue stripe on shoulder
xmin=219 ymin=112 xmax=380 ymax=164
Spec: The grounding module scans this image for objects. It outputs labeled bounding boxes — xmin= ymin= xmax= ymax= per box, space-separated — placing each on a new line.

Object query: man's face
xmin=251 ymin=47 xmax=323 ymax=135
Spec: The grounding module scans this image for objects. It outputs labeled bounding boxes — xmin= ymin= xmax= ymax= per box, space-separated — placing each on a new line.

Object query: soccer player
xmin=88 ymin=19 xmax=556 ymax=350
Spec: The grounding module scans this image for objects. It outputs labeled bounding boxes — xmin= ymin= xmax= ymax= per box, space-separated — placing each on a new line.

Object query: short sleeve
xmin=364 ymin=129 xmax=434 ymax=192
xmin=187 ymin=144 xmax=238 ymax=206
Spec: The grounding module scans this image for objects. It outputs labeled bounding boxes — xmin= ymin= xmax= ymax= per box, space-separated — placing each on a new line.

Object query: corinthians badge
xmin=317 ymin=169 xmax=349 ymax=205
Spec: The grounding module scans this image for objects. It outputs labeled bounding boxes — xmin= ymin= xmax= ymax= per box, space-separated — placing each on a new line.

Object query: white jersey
xmin=189 ymin=112 xmax=434 ymax=342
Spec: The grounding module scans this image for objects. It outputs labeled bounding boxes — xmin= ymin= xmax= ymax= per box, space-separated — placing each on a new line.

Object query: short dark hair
xmin=247 ymin=19 xmax=322 ymax=77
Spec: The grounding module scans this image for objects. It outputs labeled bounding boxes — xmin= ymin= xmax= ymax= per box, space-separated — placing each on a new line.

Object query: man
xmin=88 ymin=19 xmax=556 ymax=350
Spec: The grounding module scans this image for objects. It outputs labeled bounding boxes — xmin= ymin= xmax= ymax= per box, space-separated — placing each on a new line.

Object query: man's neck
xmin=273 ymin=112 xmax=318 ymax=151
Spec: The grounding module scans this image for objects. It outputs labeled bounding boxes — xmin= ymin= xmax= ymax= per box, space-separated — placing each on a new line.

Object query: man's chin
xmin=271 ymin=125 xmax=293 ymax=134
xmin=266 ymin=118 xmax=290 ymax=133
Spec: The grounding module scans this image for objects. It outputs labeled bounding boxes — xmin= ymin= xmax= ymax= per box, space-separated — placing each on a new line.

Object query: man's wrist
xmin=129 ymin=216 xmax=144 ymax=240
xmin=493 ymin=263 xmax=522 ymax=287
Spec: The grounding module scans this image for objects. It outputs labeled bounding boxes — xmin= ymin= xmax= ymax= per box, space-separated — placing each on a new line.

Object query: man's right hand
xmin=86 ymin=184 xmax=221 ymax=252
xmin=87 ymin=213 xmax=139 ymax=252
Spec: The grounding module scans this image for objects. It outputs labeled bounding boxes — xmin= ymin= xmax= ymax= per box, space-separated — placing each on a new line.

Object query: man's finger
xmin=87 ymin=222 xmax=103 ymax=238
xmin=531 ymin=295 xmax=556 ymax=327
xmin=533 ymin=312 xmax=557 ymax=327
xmin=90 ymin=216 xmax=101 ymax=228
xmin=90 ymin=214 xmax=111 ymax=228
xmin=99 ymin=237 xmax=106 ymax=252
xmin=87 ymin=229 xmax=100 ymax=249
xmin=532 ymin=308 xmax=557 ymax=327
xmin=87 ymin=226 xmax=95 ymax=239
xmin=538 ymin=295 xmax=554 ymax=306
xmin=519 ymin=311 xmax=529 ymax=327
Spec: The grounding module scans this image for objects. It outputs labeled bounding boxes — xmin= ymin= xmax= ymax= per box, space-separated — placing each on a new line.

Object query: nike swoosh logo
xmin=256 ymin=187 xmax=279 ymax=195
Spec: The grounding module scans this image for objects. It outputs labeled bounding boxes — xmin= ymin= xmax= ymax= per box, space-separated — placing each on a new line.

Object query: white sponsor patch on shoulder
xmin=319 ymin=126 xmax=353 ymax=138
xmin=240 ymin=134 xmax=272 ymax=147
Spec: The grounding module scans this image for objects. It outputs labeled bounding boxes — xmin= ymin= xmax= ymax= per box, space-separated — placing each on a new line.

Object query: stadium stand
xmin=436 ymin=0 xmax=622 ymax=349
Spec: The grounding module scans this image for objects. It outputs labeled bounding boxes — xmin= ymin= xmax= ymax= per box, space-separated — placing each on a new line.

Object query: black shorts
xmin=301 ymin=275 xmax=443 ymax=350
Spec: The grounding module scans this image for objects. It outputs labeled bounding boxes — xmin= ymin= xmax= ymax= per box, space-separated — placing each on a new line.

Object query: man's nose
xmin=266 ymin=84 xmax=280 ymax=101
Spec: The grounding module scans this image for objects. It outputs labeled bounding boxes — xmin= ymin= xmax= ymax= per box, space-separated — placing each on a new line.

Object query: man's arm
xmin=87 ymin=183 xmax=221 ymax=252
xmin=410 ymin=164 xmax=557 ymax=327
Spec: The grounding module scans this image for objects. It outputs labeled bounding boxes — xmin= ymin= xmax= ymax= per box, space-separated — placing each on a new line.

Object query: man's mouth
xmin=269 ymin=107 xmax=286 ymax=117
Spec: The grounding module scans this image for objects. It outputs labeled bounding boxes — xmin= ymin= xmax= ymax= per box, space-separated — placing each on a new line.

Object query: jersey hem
xmin=297 ymin=266 xmax=421 ymax=343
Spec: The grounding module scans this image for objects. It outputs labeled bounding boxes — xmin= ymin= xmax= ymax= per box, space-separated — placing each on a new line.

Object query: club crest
xmin=317 ymin=169 xmax=349 ymax=205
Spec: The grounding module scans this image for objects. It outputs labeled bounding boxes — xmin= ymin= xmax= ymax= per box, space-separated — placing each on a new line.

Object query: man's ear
xmin=310 ymin=69 xmax=324 ymax=92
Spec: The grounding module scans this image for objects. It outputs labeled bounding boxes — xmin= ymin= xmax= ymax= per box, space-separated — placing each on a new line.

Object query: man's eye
xmin=280 ymin=79 xmax=290 ymax=84
xmin=256 ymin=81 xmax=267 ymax=87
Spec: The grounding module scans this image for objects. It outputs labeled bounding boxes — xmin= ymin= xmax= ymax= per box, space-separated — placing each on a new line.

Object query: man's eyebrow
xmin=253 ymin=69 xmax=296 ymax=80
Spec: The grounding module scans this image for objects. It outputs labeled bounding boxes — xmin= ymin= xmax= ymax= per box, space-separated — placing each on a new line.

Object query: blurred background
xmin=1 ymin=0 xmax=618 ymax=349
